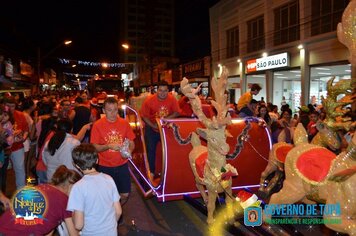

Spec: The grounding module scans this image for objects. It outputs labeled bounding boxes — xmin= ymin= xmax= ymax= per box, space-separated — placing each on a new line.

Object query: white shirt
xmin=42 ymin=133 xmax=80 ymax=180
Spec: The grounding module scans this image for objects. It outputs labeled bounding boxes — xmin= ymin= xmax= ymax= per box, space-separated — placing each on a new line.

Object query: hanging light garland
xmin=63 ymin=72 xmax=95 ymax=78
xmin=58 ymin=58 xmax=130 ymax=68
xmin=63 ymin=72 xmax=120 ymax=78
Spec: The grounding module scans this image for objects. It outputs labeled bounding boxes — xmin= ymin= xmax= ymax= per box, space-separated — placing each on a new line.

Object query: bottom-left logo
xmin=11 ymin=186 xmax=47 ymax=225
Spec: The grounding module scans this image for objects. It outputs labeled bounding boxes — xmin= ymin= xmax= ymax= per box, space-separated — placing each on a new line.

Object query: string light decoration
xmin=58 ymin=58 xmax=132 ymax=68
xmin=63 ymin=72 xmax=96 ymax=78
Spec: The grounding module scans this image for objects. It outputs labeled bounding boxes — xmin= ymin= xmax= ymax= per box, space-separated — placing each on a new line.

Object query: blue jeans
xmin=144 ymin=125 xmax=160 ymax=174
xmin=10 ymin=148 xmax=26 ymax=189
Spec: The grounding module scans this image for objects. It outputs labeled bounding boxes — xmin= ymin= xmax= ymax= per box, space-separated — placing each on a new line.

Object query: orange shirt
xmin=11 ymin=110 xmax=29 ymax=152
xmin=237 ymin=91 xmax=252 ymax=111
xmin=90 ymin=116 xmax=135 ymax=167
xmin=140 ymin=93 xmax=180 ymax=123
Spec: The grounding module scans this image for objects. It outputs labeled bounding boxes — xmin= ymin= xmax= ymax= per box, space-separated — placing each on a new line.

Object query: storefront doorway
xmin=273 ymin=69 xmax=301 ymax=113
xmin=227 ymin=76 xmax=241 ymax=104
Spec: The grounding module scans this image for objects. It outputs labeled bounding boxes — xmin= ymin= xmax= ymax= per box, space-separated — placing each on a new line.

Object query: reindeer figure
xmin=180 ymin=67 xmax=237 ymax=224
xmin=264 ymin=124 xmax=356 ymax=235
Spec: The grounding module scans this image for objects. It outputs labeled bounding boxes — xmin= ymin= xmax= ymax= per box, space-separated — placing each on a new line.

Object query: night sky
xmin=0 ymin=0 xmax=219 ymax=64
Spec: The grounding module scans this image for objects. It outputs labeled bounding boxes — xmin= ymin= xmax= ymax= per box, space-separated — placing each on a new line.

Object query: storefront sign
xmin=20 ymin=61 xmax=34 ymax=77
xmin=183 ymin=60 xmax=204 ymax=77
xmin=246 ymin=52 xmax=289 ymax=73
xmin=182 ymin=57 xmax=211 ymax=78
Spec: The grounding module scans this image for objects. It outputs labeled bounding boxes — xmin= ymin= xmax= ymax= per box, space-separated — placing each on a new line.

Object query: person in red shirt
xmin=5 ymin=96 xmax=28 ymax=189
xmin=90 ymin=97 xmax=135 ymax=206
xmin=140 ymin=80 xmax=180 ymax=178
xmin=178 ymin=95 xmax=194 ymax=117
xmin=307 ymin=111 xmax=320 ymax=142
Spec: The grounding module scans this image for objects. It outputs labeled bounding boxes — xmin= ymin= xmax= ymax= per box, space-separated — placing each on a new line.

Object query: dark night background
xmin=0 ymin=0 xmax=219 ymax=64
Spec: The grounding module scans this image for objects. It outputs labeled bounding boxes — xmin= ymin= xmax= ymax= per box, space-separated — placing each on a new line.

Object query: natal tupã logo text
xmin=11 ymin=184 xmax=47 ymax=226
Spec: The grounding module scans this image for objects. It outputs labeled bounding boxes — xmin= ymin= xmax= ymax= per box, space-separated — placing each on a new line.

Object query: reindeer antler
xmin=210 ymin=67 xmax=231 ymax=126
xmin=180 ymin=67 xmax=231 ymax=129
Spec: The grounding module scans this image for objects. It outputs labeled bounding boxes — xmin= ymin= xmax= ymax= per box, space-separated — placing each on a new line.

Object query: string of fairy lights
xmin=58 ymin=58 xmax=132 ymax=68
xmin=63 ymin=72 xmax=96 ymax=78
xmin=58 ymin=57 xmax=133 ymax=78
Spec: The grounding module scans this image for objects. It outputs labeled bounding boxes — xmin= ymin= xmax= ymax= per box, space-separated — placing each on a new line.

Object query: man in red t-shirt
xmin=90 ymin=97 xmax=135 ymax=205
xmin=5 ymin=97 xmax=28 ymax=189
xmin=140 ymin=80 xmax=180 ymax=178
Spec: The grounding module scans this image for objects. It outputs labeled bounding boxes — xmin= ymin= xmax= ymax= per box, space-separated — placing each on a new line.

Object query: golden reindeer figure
xmin=180 ymin=67 xmax=237 ymax=224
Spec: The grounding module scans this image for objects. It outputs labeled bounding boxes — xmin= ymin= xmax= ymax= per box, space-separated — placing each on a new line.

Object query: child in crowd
xmin=237 ymin=83 xmax=262 ymax=112
xmin=67 ymin=143 xmax=122 ymax=236
xmin=307 ymin=111 xmax=320 ymax=142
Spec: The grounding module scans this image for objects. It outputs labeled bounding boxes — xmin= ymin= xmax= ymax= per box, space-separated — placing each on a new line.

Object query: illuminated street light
xmin=37 ymin=40 xmax=72 ymax=85
xmin=121 ymin=43 xmax=129 ymax=50
xmin=41 ymin=40 xmax=72 ymax=60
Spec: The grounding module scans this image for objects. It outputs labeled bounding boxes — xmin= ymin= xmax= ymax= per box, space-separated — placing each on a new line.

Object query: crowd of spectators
xmin=0 ymin=89 xmax=131 ymax=235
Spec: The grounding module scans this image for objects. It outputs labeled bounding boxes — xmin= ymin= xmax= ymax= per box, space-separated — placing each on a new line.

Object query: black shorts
xmin=97 ymin=163 xmax=131 ymax=194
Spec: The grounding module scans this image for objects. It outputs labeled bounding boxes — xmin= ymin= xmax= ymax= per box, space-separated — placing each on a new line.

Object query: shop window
xmin=273 ymin=69 xmax=301 ymax=113
xmin=310 ymin=0 xmax=348 ymax=36
xmin=226 ymin=26 xmax=239 ymax=58
xmin=247 ymin=16 xmax=265 ymax=53
xmin=274 ymin=0 xmax=300 ymax=46
xmin=310 ymin=64 xmax=351 ymax=105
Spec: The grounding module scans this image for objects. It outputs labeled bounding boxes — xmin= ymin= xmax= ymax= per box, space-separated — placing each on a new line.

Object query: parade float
xmin=124 ymin=68 xmax=271 ymax=203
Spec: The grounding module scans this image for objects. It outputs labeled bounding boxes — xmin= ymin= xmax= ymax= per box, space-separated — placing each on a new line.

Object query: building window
xmin=274 ymin=1 xmax=300 ymax=46
xmin=311 ymin=0 xmax=349 ymax=36
xmin=226 ymin=26 xmax=239 ymax=58
xmin=247 ymin=15 xmax=265 ymax=53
